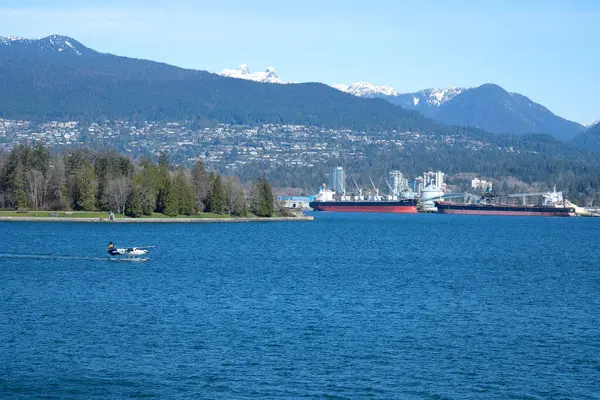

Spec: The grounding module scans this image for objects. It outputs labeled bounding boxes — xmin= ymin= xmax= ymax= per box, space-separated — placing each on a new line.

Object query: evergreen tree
xmin=155 ymin=152 xmax=170 ymax=212
xmin=204 ymin=171 xmax=216 ymax=213
xmin=140 ymin=183 xmax=156 ymax=215
xmin=14 ymin=162 xmax=27 ymax=209
xmin=207 ymin=175 xmax=226 ymax=214
xmin=180 ymin=180 xmax=195 ymax=216
xmin=251 ymin=177 xmax=274 ymax=217
xmin=172 ymin=170 xmax=195 ymax=215
xmin=261 ymin=178 xmax=274 ymax=217
xmin=191 ymin=159 xmax=210 ymax=213
xmin=73 ymin=164 xmax=96 ymax=211
xmin=162 ymin=177 xmax=179 ymax=217
xmin=125 ymin=183 xmax=143 ymax=217
xmin=29 ymin=143 xmax=50 ymax=176
xmin=95 ymin=156 xmax=107 ymax=208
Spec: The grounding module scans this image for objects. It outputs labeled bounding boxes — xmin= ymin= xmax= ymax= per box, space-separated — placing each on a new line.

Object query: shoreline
xmin=0 ymin=215 xmax=314 ymax=223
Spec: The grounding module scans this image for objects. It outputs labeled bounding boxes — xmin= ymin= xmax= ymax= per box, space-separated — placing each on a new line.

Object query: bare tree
xmin=222 ymin=176 xmax=246 ymax=216
xmin=0 ymin=191 xmax=12 ymax=209
xmin=47 ymin=156 xmax=67 ymax=209
xmin=108 ymin=176 xmax=131 ymax=216
xmin=41 ymin=166 xmax=53 ymax=209
xmin=26 ymin=169 xmax=45 ymax=209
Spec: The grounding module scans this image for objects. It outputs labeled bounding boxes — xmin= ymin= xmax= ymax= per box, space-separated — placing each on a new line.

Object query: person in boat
xmin=107 ymin=242 xmax=121 ymax=256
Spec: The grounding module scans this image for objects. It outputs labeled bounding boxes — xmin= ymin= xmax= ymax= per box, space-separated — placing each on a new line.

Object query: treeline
xmin=0 ymin=144 xmax=274 ymax=217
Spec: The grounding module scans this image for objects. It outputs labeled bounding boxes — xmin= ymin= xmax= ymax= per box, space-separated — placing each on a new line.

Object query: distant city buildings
xmin=409 ymin=177 xmax=424 ymax=194
xmin=0 ymin=118 xmax=513 ymax=193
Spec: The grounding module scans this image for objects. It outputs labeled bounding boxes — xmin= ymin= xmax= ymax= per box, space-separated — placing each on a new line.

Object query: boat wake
xmin=0 ymin=253 xmax=144 ymax=262
xmin=109 ymin=257 xmax=149 ymax=262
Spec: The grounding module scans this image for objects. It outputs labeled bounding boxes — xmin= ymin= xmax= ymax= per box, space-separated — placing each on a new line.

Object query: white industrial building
xmin=471 ymin=177 xmax=493 ymax=191
xmin=388 ymin=171 xmax=409 ymax=196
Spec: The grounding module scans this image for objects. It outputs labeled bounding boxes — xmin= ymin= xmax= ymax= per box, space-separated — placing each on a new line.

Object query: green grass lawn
xmin=0 ymin=210 xmax=108 ymax=218
xmin=0 ymin=210 xmax=237 ymax=219
xmin=140 ymin=212 xmax=233 ymax=219
xmin=0 ymin=210 xmax=301 ymax=219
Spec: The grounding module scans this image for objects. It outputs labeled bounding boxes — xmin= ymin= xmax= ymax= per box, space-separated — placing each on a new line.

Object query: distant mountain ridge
xmin=350 ymin=83 xmax=584 ymax=141
xmin=0 ymin=35 xmax=437 ymax=133
xmin=416 ymin=84 xmax=584 ymax=141
xmin=0 ymin=37 xmax=588 ymax=142
xmin=217 ymin=63 xmax=584 ymax=140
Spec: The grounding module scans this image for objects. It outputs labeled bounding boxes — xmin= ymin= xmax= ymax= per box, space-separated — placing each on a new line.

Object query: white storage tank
xmin=420 ymin=184 xmax=444 ymax=211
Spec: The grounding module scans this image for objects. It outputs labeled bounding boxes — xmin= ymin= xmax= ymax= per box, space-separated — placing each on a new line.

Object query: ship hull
xmin=310 ymin=200 xmax=418 ymax=214
xmin=435 ymin=202 xmax=575 ymax=217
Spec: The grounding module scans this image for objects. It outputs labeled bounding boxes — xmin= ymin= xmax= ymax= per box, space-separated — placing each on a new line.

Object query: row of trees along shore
xmin=0 ymin=144 xmax=275 ymax=217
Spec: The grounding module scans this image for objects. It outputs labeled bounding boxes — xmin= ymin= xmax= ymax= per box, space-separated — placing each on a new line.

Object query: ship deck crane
xmin=369 ymin=177 xmax=380 ymax=200
xmin=384 ymin=177 xmax=398 ymax=199
xmin=507 ymin=192 xmax=548 ymax=205
xmin=352 ymin=177 xmax=362 ymax=199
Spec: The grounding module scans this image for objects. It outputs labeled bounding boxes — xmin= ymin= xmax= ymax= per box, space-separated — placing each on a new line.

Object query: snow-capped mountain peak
xmin=219 ymin=64 xmax=282 ymax=83
xmin=263 ymin=66 xmax=279 ymax=81
xmin=332 ymin=81 xmax=399 ymax=97
xmin=0 ymin=34 xmax=92 ymax=56
xmin=236 ymin=64 xmax=250 ymax=74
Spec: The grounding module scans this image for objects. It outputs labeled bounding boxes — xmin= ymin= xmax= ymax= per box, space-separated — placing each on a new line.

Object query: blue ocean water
xmin=1 ymin=213 xmax=599 ymax=399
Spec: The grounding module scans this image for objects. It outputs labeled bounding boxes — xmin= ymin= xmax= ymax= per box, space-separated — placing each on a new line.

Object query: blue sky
xmin=1 ymin=0 xmax=599 ymax=124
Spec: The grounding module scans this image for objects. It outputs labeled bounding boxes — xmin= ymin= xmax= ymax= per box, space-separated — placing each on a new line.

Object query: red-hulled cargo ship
xmin=310 ymin=199 xmax=418 ymax=213
xmin=309 ymin=188 xmax=418 ymax=214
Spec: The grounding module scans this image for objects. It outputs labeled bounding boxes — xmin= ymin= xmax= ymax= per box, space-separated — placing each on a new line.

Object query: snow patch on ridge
xmin=416 ymin=87 xmax=466 ymax=107
xmin=220 ymin=64 xmax=283 ymax=84
xmin=0 ymin=36 xmax=26 ymax=44
xmin=0 ymin=34 xmax=87 ymax=55
xmin=332 ymin=81 xmax=399 ymax=97
xmin=64 ymin=40 xmax=82 ymax=56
